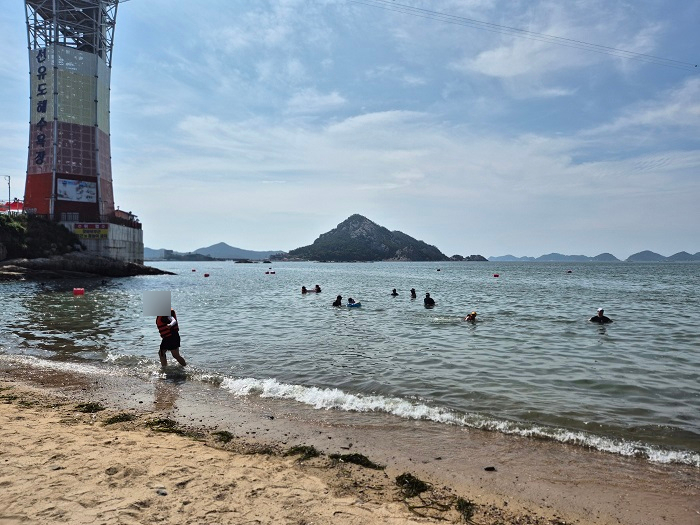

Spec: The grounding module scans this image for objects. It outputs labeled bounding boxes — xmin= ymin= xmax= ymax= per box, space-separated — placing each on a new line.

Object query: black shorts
xmin=160 ymin=334 xmax=181 ymax=351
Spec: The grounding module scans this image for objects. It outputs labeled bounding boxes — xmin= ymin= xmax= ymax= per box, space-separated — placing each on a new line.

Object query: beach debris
xmin=75 ymin=402 xmax=105 ymax=413
xmin=105 ymin=466 xmax=119 ymax=476
xmin=329 ymin=453 xmax=384 ymax=470
xmin=285 ymin=445 xmax=321 ymax=461
xmin=146 ymin=417 xmax=183 ymax=434
xmin=103 ymin=413 xmax=136 ymax=425
xmin=241 ymin=444 xmax=277 ymax=456
xmin=0 ymin=393 xmax=19 ymax=403
xmin=395 ymin=472 xmax=429 ymax=498
xmin=212 ymin=430 xmax=234 ymax=444
xmin=156 ymin=488 xmax=168 ymax=496
xmin=455 ymin=497 xmax=476 ymax=521
xmin=484 ymin=466 xmax=497 ymax=471
xmin=49 ymin=465 xmax=64 ymax=471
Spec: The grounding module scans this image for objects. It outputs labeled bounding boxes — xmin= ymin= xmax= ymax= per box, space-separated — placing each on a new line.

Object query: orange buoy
xmin=204 ymin=273 xmax=210 ymax=277
xmin=73 ymin=288 xmax=85 ymax=295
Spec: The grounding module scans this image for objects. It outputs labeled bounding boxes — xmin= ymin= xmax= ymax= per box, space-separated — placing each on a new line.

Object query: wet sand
xmin=0 ymin=363 xmax=698 ymax=525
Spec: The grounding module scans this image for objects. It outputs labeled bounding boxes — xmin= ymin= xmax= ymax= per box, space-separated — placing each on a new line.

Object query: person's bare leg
xmin=158 ymin=348 xmax=168 ymax=367
xmin=171 ymin=348 xmax=186 ymax=367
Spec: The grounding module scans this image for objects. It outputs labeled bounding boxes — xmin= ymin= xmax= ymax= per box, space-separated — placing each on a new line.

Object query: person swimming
xmin=332 ymin=295 xmax=342 ymax=307
xmin=424 ymin=293 xmax=435 ymax=307
xmin=301 ymin=286 xmax=308 ymax=294
xmin=590 ymin=307 xmax=612 ymax=324
xmin=314 ymin=284 xmax=322 ymax=293
xmin=390 ymin=288 xmax=398 ymax=296
xmin=464 ymin=311 xmax=477 ymax=321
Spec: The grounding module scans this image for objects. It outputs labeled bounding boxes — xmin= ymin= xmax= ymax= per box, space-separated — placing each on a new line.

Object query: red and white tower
xmin=24 ymin=1 xmax=142 ymax=262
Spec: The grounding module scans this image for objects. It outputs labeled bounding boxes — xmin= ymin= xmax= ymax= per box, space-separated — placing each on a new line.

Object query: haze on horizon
xmin=0 ymin=1 xmax=698 ymax=261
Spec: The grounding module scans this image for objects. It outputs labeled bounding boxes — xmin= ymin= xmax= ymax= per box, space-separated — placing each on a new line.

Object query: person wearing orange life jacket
xmin=156 ymin=309 xmax=186 ymax=367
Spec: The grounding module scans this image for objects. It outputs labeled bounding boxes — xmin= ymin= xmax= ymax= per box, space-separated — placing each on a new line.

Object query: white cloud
xmin=585 ymin=78 xmax=700 ymax=135
xmin=286 ymin=88 xmax=346 ymax=114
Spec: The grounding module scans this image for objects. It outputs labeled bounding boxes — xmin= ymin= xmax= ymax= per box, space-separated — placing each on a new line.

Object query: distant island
xmin=489 ymin=251 xmax=700 ymax=262
xmin=145 ymin=243 xmax=284 ymax=262
xmin=288 ymin=214 xmax=485 ymax=262
xmin=143 ymin=223 xmax=698 ymax=265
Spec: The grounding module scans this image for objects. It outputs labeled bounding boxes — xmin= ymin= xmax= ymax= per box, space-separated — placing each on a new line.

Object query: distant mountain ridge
xmin=489 ymin=251 xmax=700 ymax=262
xmin=288 ymin=214 xmax=451 ymax=262
xmin=144 ymin=244 xmax=284 ymax=261
xmin=193 ymin=242 xmax=284 ymax=260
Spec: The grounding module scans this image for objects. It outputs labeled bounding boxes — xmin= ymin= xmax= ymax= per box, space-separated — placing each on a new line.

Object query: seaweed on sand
xmin=103 ymin=413 xmax=137 ymax=425
xmin=456 ymin=497 xmax=476 ymax=522
xmin=76 ymin=402 xmax=105 ymax=413
xmin=146 ymin=417 xmax=183 ymax=434
xmin=329 ymin=453 xmax=384 ymax=470
xmin=285 ymin=445 xmax=321 ymax=461
xmin=212 ymin=430 xmax=235 ymax=444
xmin=395 ymin=472 xmax=429 ymax=498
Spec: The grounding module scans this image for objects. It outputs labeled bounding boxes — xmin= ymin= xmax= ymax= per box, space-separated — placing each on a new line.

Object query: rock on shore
xmin=0 ymin=252 xmax=174 ymax=280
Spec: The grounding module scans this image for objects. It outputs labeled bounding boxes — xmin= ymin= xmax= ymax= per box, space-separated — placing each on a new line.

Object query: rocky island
xmin=288 ymin=214 xmax=484 ymax=262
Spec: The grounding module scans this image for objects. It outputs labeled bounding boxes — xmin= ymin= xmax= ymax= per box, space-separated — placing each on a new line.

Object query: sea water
xmin=0 ymin=261 xmax=698 ymax=466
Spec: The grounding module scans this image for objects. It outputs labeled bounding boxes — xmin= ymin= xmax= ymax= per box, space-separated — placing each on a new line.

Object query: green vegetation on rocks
xmin=0 ymin=214 xmax=83 ymax=261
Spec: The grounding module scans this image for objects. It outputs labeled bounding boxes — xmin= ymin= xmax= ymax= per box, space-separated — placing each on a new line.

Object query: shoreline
xmin=0 ymin=252 xmax=173 ymax=280
xmin=1 ymin=363 xmax=698 ymax=524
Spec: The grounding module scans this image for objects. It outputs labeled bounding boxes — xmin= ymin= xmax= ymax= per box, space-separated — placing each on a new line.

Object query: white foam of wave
xmin=0 ymin=354 xmax=114 ymax=377
xmin=105 ymin=351 xmax=154 ymax=368
xmin=219 ymin=375 xmax=700 ymax=468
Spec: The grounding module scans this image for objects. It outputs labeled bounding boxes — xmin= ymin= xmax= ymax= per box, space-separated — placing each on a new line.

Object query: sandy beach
xmin=1 ymin=366 xmax=698 ymax=525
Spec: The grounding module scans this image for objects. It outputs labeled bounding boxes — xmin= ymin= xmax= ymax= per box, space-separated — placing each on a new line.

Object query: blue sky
xmin=1 ymin=1 xmax=698 ymax=259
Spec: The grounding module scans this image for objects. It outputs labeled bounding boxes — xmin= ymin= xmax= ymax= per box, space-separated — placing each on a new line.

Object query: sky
xmin=1 ymin=1 xmax=699 ymax=259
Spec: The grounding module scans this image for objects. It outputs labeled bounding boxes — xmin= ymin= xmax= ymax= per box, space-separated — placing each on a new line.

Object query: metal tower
xmin=24 ymin=0 xmax=120 ymax=221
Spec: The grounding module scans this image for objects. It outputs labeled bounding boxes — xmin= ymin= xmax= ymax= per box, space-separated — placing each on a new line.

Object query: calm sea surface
xmin=1 ymin=261 xmax=698 ymax=466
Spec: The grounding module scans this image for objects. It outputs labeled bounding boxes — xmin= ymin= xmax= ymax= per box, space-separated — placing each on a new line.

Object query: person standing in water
xmin=156 ymin=309 xmax=186 ymax=367
xmin=410 ymin=288 xmax=417 ymax=299
xmin=424 ymin=293 xmax=436 ymax=307
xmin=332 ymin=295 xmax=343 ymax=307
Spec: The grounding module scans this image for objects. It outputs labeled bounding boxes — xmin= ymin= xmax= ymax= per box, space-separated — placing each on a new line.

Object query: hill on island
xmin=288 ymin=214 xmax=449 ymax=262
xmin=626 ymin=250 xmax=700 ymax=262
xmin=145 ymin=244 xmax=284 ymax=261
xmin=194 ymin=242 xmax=284 ymax=260
xmin=488 ymin=251 xmax=700 ymax=262
xmin=488 ymin=252 xmax=621 ymax=262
